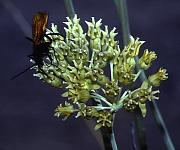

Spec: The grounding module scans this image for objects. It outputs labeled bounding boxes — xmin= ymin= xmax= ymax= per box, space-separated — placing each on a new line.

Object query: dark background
xmin=0 ymin=0 xmax=179 ymax=149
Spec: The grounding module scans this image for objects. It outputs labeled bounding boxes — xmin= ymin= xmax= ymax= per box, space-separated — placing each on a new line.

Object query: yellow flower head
xmin=148 ymin=68 xmax=168 ymax=86
xmin=138 ymin=49 xmax=157 ymax=70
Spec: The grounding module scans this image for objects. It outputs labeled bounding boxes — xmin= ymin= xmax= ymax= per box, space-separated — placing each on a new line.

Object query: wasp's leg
xmin=44 ymin=33 xmax=61 ymax=42
xmin=25 ymin=37 xmax=34 ymax=43
xmin=28 ymin=54 xmax=35 ymax=59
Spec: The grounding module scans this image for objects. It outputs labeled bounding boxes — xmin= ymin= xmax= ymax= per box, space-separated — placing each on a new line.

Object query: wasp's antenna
xmin=11 ymin=65 xmax=35 ymax=80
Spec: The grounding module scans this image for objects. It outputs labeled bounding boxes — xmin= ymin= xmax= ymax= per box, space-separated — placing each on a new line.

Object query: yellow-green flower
xmin=123 ymin=98 xmax=139 ymax=112
xmin=102 ymin=81 xmax=121 ymax=102
xmin=76 ymin=103 xmax=99 ymax=119
xmin=95 ymin=110 xmax=113 ymax=130
xmin=148 ymin=68 xmax=168 ymax=86
xmin=117 ymin=63 xmax=136 ymax=85
xmin=122 ymin=86 xmax=159 ymax=117
xmin=86 ymin=17 xmax=102 ymax=39
xmin=122 ymin=37 xmax=144 ymax=59
xmin=138 ymin=49 xmax=157 ymax=70
xmin=54 ymin=102 xmax=74 ymax=120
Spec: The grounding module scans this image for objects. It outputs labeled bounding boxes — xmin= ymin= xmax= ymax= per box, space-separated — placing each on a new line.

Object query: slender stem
xmin=108 ymin=64 xmax=118 ymax=149
xmin=114 ymin=0 xmax=147 ymax=149
xmin=93 ymin=106 xmax=111 ymax=110
xmin=134 ymin=12 xmax=175 ymax=150
xmin=91 ymin=92 xmax=113 ymax=107
xmin=64 ymin=0 xmax=75 ymax=18
xmin=101 ymin=115 xmax=118 ymax=150
xmin=111 ymin=129 xmax=118 ymax=150
xmin=89 ymin=51 xmax=95 ymax=68
xmin=149 ymin=101 xmax=175 ymax=150
xmin=114 ymin=0 xmax=175 ymax=149
xmin=111 ymin=114 xmax=118 ymax=150
xmin=110 ymin=62 xmax=114 ymax=81
xmin=114 ymin=0 xmax=130 ymax=46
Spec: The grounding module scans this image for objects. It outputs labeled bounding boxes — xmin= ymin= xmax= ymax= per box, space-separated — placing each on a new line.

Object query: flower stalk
xmin=64 ymin=0 xmax=75 ymax=19
xmin=114 ymin=0 xmax=175 ymax=149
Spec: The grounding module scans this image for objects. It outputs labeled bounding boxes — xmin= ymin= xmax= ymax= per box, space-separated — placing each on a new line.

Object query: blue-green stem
xmin=111 ymin=114 xmax=118 ymax=150
xmin=114 ymin=0 xmax=130 ymax=45
xmin=64 ymin=0 xmax=75 ymax=19
xmin=114 ymin=0 xmax=175 ymax=149
xmin=149 ymin=101 xmax=175 ymax=150
xmin=114 ymin=0 xmax=147 ymax=149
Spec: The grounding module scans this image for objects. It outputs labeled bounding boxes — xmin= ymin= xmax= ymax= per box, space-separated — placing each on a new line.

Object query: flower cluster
xmin=32 ymin=15 xmax=168 ymax=129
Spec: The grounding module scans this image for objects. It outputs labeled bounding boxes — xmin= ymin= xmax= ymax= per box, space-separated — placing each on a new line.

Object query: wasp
xmin=11 ymin=12 xmax=58 ymax=80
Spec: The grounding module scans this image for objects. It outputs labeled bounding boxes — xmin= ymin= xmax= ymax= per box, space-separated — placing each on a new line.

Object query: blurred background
xmin=0 ymin=0 xmax=179 ymax=149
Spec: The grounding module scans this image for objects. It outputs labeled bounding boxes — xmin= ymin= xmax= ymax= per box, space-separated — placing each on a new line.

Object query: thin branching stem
xmin=110 ymin=62 xmax=114 ymax=81
xmin=114 ymin=0 xmax=175 ymax=149
xmin=91 ymin=92 xmax=113 ymax=107
xmin=111 ymin=114 xmax=118 ymax=150
xmin=149 ymin=101 xmax=175 ymax=150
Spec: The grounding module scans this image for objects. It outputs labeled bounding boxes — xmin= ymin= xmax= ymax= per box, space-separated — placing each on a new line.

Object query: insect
xmin=11 ymin=11 xmax=58 ymax=80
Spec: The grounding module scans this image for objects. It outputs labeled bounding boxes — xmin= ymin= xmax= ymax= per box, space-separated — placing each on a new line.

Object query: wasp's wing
xmin=32 ymin=12 xmax=48 ymax=45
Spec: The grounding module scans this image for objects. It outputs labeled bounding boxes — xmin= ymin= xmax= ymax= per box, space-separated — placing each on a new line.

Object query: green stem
xmin=114 ymin=0 xmax=147 ymax=149
xmin=114 ymin=0 xmax=130 ymax=46
xmin=149 ymin=101 xmax=175 ymax=150
xmin=64 ymin=0 xmax=75 ymax=18
xmin=114 ymin=0 xmax=175 ymax=149
xmin=111 ymin=114 xmax=118 ymax=150
xmin=111 ymin=131 xmax=118 ymax=150
xmin=91 ymin=91 xmax=113 ymax=107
